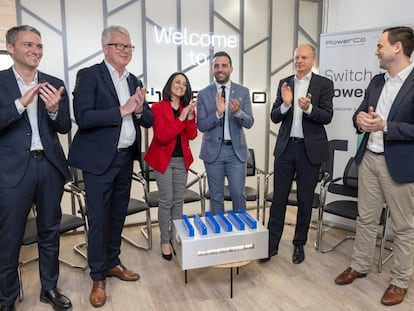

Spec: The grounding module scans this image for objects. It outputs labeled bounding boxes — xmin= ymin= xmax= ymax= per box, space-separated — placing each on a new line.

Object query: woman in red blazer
xmin=144 ymin=72 xmax=197 ymax=260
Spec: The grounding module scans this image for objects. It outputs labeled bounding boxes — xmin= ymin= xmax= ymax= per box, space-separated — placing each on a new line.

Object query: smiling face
xmin=170 ymin=74 xmax=188 ymax=101
xmin=103 ymin=31 xmax=133 ymax=74
xmin=213 ymin=55 xmax=233 ymax=84
xmin=375 ymin=31 xmax=396 ymax=71
xmin=6 ymin=30 xmax=43 ymax=72
xmin=294 ymin=45 xmax=316 ymax=78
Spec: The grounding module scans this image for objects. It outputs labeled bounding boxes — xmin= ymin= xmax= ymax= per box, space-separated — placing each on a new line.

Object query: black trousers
xmin=83 ymin=149 xmax=133 ymax=281
xmin=0 ymin=156 xmax=64 ymax=306
xmin=267 ymin=140 xmax=320 ymax=253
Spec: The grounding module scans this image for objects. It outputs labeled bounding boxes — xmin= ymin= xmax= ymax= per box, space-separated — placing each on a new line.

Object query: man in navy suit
xmin=0 ymin=25 xmax=72 ymax=311
xmin=197 ymin=51 xmax=254 ymax=214
xmin=262 ymin=44 xmax=334 ymax=264
xmin=335 ymin=26 xmax=414 ymax=307
xmin=68 ymin=25 xmax=153 ymax=308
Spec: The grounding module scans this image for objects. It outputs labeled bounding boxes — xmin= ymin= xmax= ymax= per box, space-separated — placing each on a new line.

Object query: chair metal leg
xmin=122 ymin=211 xmax=153 ymax=250
xmin=377 ymin=205 xmax=393 ymax=273
xmin=315 ymin=209 xmax=355 ymax=253
xmin=18 ymin=265 xmax=24 ymax=301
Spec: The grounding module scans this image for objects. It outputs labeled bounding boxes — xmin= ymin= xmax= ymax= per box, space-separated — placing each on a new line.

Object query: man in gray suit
xmin=197 ymin=51 xmax=254 ymax=214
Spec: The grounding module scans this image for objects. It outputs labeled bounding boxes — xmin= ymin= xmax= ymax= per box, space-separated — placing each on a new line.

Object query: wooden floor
xmin=16 ymin=206 xmax=414 ymax=311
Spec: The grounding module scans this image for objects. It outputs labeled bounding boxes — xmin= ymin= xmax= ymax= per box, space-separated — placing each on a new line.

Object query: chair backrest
xmin=342 ymin=157 xmax=358 ymax=188
xmin=246 ymin=148 xmax=256 ymax=176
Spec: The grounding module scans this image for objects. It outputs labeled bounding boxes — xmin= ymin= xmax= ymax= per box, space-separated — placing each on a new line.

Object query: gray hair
xmin=101 ymin=25 xmax=130 ymax=45
xmin=6 ymin=25 xmax=41 ymax=45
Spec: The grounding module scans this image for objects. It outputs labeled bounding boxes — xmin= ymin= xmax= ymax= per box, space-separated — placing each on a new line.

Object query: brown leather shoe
xmin=335 ymin=267 xmax=367 ymax=285
xmin=381 ymin=284 xmax=407 ymax=306
xmin=89 ymin=280 xmax=106 ymax=308
xmin=106 ymin=264 xmax=140 ymax=281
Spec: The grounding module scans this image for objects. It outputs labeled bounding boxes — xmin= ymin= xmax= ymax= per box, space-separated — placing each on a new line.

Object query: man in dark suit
xmin=262 ymin=44 xmax=334 ymax=264
xmin=0 ymin=25 xmax=72 ymax=311
xmin=68 ymin=25 xmax=153 ymax=308
xmin=197 ymin=51 xmax=254 ymax=214
xmin=335 ymin=26 xmax=414 ymax=307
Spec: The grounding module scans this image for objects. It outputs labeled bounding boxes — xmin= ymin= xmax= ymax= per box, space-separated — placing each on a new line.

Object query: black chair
xmin=316 ymin=157 xmax=393 ymax=272
xmin=18 ymin=202 xmax=88 ymax=300
xmin=204 ymin=148 xmax=262 ymax=219
xmin=122 ymin=172 xmax=152 ymax=250
xmin=68 ymin=168 xmax=153 ymax=251
xmin=141 ymin=150 xmax=206 ymax=216
xmin=262 ymin=166 xmax=329 ymax=226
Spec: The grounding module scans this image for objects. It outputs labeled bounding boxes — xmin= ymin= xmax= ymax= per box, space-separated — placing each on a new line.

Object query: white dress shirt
xmin=281 ymin=72 xmax=313 ymax=138
xmin=13 ymin=68 xmax=44 ymax=151
xmin=216 ymin=81 xmax=231 ymax=140
xmin=367 ymin=63 xmax=413 ymax=153
xmin=105 ymin=60 xmax=136 ymax=149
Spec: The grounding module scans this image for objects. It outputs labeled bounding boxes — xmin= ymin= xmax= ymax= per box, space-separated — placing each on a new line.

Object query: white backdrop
xmin=320 ymin=27 xmax=382 ymax=178
xmin=320 ymin=25 xmax=414 ymax=178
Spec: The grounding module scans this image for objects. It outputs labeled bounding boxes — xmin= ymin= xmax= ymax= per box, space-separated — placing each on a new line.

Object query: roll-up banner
xmin=320 ymin=27 xmax=382 ymax=178
xmin=320 ymin=26 xmax=414 ymax=178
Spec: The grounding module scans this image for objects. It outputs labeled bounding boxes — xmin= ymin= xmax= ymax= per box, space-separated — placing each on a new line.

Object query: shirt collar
xmin=215 ymin=81 xmax=231 ymax=90
xmin=12 ymin=67 xmax=38 ymax=86
xmin=104 ymin=60 xmax=129 ymax=80
xmin=295 ymin=71 xmax=312 ymax=83
xmin=384 ymin=63 xmax=413 ymax=83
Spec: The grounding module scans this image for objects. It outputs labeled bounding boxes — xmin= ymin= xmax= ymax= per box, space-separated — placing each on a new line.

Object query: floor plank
xmin=16 ymin=206 xmax=414 ymax=310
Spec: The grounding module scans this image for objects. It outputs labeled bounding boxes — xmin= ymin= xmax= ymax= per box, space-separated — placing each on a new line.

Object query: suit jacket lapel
xmin=6 ymin=67 xmax=30 ymax=124
xmin=37 ymin=71 xmax=46 ymax=125
xmin=370 ymin=74 xmax=386 ymax=111
xmin=127 ymin=74 xmax=135 ymax=96
xmin=99 ymin=62 xmax=119 ymax=104
xmin=388 ymin=68 xmax=414 ymax=120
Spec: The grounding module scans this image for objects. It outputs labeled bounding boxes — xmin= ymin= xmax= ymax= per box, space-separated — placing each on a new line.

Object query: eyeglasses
xmin=107 ymin=43 xmax=135 ymax=52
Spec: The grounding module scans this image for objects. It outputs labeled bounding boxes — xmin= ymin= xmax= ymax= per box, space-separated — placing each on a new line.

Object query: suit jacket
xmin=144 ymin=100 xmax=197 ymax=173
xmin=353 ymin=68 xmax=414 ymax=183
xmin=197 ymin=81 xmax=254 ymax=163
xmin=0 ymin=67 xmax=72 ymax=188
xmin=68 ymin=61 xmax=154 ymax=175
xmin=271 ymin=73 xmax=334 ymax=165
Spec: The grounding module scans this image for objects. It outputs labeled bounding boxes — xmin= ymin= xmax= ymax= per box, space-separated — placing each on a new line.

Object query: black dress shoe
xmin=292 ymin=245 xmax=305 ymax=264
xmin=40 ymin=288 xmax=72 ymax=311
xmin=162 ymin=252 xmax=173 ymax=261
xmin=0 ymin=305 xmax=15 ymax=311
xmin=259 ymin=248 xmax=278 ymax=263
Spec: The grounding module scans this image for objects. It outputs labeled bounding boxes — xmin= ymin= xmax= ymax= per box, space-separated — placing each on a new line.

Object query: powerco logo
xmin=325 ymin=37 xmax=366 ymax=47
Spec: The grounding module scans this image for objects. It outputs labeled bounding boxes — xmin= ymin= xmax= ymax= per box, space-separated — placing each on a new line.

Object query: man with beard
xmin=196 ymin=51 xmax=254 ymax=214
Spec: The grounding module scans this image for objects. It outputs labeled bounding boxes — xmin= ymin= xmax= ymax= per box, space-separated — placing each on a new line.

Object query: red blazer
xmin=144 ymin=100 xmax=197 ymax=173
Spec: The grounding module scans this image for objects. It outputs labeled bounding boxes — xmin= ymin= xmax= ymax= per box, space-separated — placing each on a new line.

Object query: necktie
xmin=221 ymin=85 xmax=226 ymax=141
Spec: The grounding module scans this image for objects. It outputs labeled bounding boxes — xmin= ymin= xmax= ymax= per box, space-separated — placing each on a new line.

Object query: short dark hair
xmin=6 ymin=25 xmax=41 ymax=45
xmin=213 ymin=51 xmax=232 ymax=66
xmin=162 ymin=72 xmax=193 ymax=107
xmin=383 ymin=26 xmax=414 ymax=58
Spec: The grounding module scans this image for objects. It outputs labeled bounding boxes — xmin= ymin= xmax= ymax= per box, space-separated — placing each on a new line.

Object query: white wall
xmin=324 ymin=0 xmax=414 ymax=33
xmin=321 ymin=0 xmax=414 ymax=233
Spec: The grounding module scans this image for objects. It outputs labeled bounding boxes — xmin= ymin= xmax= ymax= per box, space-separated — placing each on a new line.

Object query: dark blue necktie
xmin=221 ymin=85 xmax=226 ymax=140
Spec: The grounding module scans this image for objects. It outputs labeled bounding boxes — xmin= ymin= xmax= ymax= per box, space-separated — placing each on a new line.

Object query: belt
xmin=289 ymin=137 xmax=304 ymax=142
xmin=367 ymin=149 xmax=384 ymax=156
xmin=30 ymin=150 xmax=45 ymax=158
xmin=117 ymin=147 xmax=131 ymax=153
xmin=222 ymin=140 xmax=232 ymax=145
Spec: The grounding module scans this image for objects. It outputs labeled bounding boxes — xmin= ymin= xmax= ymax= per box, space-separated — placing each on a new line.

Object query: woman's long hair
xmin=162 ymin=72 xmax=192 ymax=106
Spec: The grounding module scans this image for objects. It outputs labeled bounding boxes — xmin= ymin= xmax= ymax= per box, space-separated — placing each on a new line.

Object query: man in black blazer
xmin=68 ymin=25 xmax=153 ymax=308
xmin=262 ymin=44 xmax=333 ymax=264
xmin=335 ymin=26 xmax=414 ymax=307
xmin=0 ymin=25 xmax=72 ymax=311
